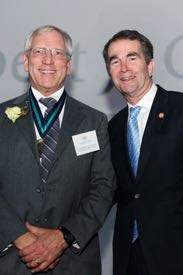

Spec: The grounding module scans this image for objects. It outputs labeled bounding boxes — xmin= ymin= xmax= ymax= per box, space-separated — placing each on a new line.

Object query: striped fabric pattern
xmin=127 ymin=106 xmax=141 ymax=242
xmin=39 ymin=97 xmax=60 ymax=183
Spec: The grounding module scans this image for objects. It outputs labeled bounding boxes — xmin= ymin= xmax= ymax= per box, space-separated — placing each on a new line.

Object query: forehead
xmin=108 ymin=39 xmax=143 ymax=57
xmin=31 ymin=30 xmax=65 ymax=48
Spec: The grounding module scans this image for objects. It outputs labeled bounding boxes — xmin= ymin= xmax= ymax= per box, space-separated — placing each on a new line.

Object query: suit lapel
xmin=12 ymin=93 xmax=39 ymax=162
xmin=112 ymin=107 xmax=135 ymax=182
xmin=6 ymin=93 xmax=87 ymax=178
xmin=136 ymin=87 xmax=168 ymax=181
xmin=13 ymin=93 xmax=86 ymax=176
xmin=122 ymin=107 xmax=135 ymax=180
xmin=50 ymin=95 xmax=85 ymax=167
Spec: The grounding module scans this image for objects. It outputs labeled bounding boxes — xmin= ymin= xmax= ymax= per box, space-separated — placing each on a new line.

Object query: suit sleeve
xmin=62 ymin=114 xmax=117 ymax=251
xmin=0 ymin=108 xmax=28 ymax=250
xmin=0 ymin=193 xmax=27 ymax=251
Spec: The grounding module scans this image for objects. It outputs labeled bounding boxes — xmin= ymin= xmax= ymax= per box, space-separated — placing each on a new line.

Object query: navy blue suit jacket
xmin=109 ymin=85 xmax=183 ymax=275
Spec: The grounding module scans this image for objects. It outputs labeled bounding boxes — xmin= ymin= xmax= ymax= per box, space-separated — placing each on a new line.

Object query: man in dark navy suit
xmin=103 ymin=29 xmax=183 ymax=275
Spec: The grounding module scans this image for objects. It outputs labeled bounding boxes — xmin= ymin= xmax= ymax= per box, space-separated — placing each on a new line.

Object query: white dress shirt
xmin=127 ymin=83 xmax=157 ymax=145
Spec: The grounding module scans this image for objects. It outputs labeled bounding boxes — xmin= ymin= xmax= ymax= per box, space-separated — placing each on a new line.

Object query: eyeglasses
xmin=28 ymin=47 xmax=70 ymax=60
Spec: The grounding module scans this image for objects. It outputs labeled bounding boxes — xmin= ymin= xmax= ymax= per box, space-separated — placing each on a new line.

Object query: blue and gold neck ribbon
xmin=29 ymin=88 xmax=66 ymax=138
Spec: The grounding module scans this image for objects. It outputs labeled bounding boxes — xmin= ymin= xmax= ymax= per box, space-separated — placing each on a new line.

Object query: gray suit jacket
xmin=0 ymin=91 xmax=116 ymax=275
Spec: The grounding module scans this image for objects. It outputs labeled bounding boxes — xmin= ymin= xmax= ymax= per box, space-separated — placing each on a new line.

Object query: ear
xmin=66 ymin=59 xmax=72 ymax=75
xmin=23 ymin=53 xmax=29 ymax=72
xmin=148 ymin=59 xmax=155 ymax=78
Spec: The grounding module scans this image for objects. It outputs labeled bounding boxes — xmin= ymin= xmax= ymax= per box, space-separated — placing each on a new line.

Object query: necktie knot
xmin=39 ymin=97 xmax=57 ymax=109
xmin=129 ymin=106 xmax=141 ymax=120
xmin=39 ymin=97 xmax=57 ymax=118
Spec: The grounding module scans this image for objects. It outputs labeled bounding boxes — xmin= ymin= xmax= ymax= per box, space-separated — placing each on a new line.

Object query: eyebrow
xmin=109 ymin=51 xmax=140 ymax=62
xmin=127 ymin=51 xmax=139 ymax=57
xmin=108 ymin=55 xmax=118 ymax=63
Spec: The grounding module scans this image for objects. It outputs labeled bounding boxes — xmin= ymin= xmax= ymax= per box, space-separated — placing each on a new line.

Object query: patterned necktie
xmin=39 ymin=97 xmax=60 ymax=184
xmin=127 ymin=106 xmax=141 ymax=177
xmin=127 ymin=106 xmax=141 ymax=242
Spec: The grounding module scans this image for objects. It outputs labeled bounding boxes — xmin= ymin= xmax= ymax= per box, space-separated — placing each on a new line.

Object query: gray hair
xmin=24 ymin=25 xmax=72 ymax=58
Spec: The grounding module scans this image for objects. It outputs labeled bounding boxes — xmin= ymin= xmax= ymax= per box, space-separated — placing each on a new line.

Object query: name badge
xmin=72 ymin=130 xmax=100 ymax=156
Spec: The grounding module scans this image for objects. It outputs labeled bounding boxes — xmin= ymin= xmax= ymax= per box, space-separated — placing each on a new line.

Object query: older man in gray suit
xmin=0 ymin=25 xmax=116 ymax=275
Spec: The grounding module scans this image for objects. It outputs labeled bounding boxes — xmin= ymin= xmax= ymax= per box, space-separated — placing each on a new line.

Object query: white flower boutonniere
xmin=5 ymin=102 xmax=29 ymax=123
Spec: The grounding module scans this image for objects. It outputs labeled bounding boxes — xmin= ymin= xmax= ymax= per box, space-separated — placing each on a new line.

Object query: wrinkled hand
xmin=14 ymin=231 xmax=37 ymax=250
xmin=20 ymin=222 xmax=68 ymax=273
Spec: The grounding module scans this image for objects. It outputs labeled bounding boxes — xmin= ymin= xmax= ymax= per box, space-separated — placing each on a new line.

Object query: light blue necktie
xmin=127 ymin=106 xmax=141 ymax=242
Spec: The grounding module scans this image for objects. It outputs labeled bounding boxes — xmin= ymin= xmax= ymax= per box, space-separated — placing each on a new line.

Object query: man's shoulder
xmin=0 ymin=93 xmax=28 ymax=109
xmin=66 ymin=95 xmax=107 ymax=119
xmin=157 ymin=84 xmax=183 ymax=99
xmin=109 ymin=106 xmax=127 ymax=126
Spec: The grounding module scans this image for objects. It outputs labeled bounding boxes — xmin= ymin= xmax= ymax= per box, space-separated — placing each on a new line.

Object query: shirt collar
xmin=128 ymin=83 xmax=157 ymax=110
xmin=31 ymin=86 xmax=65 ymax=102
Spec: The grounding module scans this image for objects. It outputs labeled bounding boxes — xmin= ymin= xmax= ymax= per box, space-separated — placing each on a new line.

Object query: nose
xmin=120 ymin=60 xmax=128 ymax=72
xmin=42 ymin=50 xmax=54 ymax=64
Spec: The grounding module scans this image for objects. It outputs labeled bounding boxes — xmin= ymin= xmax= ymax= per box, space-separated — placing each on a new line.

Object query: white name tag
xmin=72 ymin=130 xmax=100 ymax=156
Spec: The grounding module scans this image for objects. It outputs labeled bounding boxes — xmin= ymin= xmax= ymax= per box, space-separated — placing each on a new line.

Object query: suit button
xmin=34 ymin=217 xmax=40 ymax=223
xmin=134 ymin=193 xmax=140 ymax=199
xmin=36 ymin=187 xmax=41 ymax=193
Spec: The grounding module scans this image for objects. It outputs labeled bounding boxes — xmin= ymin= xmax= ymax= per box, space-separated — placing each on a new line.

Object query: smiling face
xmin=108 ymin=39 xmax=154 ymax=104
xmin=23 ymin=30 xmax=71 ymax=96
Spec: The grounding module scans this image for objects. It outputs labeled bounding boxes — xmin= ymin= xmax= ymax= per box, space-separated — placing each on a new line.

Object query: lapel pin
xmin=158 ymin=112 xmax=164 ymax=119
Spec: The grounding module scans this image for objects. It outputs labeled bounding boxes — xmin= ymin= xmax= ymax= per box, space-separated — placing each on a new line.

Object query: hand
xmin=36 ymin=257 xmax=61 ymax=273
xmin=20 ymin=222 xmax=68 ymax=273
xmin=13 ymin=231 xmax=37 ymax=250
